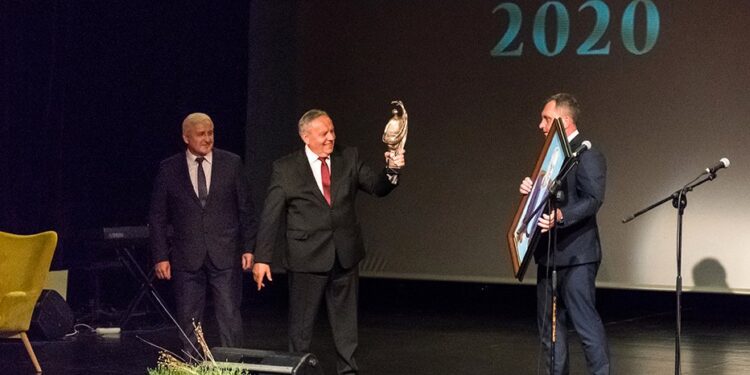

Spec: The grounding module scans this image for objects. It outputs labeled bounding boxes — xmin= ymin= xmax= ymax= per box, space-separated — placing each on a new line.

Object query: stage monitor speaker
xmin=211 ymin=347 xmax=323 ymax=375
xmin=29 ymin=289 xmax=75 ymax=340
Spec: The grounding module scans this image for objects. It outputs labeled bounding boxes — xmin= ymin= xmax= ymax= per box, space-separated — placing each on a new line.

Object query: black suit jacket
xmin=149 ymin=148 xmax=257 ymax=271
xmin=534 ymin=135 xmax=607 ymax=267
xmin=254 ymin=145 xmax=396 ymax=272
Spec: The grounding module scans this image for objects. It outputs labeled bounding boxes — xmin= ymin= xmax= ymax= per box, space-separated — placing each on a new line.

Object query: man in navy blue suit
xmin=149 ymin=113 xmax=257 ymax=354
xmin=519 ymin=93 xmax=609 ymax=374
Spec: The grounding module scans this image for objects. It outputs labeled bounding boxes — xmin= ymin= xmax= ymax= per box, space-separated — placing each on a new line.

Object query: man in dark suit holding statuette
xmin=251 ymin=109 xmax=404 ymax=375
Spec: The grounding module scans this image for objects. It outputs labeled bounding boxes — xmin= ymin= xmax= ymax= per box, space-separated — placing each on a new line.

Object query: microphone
xmin=705 ymin=158 xmax=730 ymax=174
xmin=572 ymin=140 xmax=591 ymax=157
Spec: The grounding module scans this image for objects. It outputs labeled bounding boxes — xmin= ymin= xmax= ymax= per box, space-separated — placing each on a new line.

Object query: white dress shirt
xmin=305 ymin=145 xmax=329 ymax=196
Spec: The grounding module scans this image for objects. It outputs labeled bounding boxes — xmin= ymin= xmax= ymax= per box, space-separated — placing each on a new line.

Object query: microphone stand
xmin=547 ymin=195 xmax=559 ymax=375
xmin=533 ymin=153 xmax=582 ymax=375
xmin=622 ymin=171 xmax=721 ymax=375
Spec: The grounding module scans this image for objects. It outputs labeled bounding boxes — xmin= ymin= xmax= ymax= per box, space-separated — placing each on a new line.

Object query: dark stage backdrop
xmin=247 ymin=1 xmax=750 ymax=293
xmin=2 ymin=1 xmax=249 ymax=269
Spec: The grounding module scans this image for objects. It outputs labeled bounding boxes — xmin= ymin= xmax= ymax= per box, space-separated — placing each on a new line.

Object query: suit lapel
xmin=205 ymin=150 xmax=222 ymax=207
xmin=565 ymin=134 xmax=582 ymax=192
xmin=180 ymin=154 xmax=203 ymax=207
xmin=569 ymin=134 xmax=582 ymax=153
xmin=295 ymin=150 xmax=328 ymax=206
xmin=329 ymin=147 xmax=345 ymax=206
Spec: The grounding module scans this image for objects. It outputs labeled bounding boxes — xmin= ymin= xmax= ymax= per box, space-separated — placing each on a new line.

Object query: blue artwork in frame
xmin=507 ymin=118 xmax=571 ymax=281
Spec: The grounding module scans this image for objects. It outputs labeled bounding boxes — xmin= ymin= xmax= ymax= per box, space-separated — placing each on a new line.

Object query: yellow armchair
xmin=0 ymin=231 xmax=58 ymax=373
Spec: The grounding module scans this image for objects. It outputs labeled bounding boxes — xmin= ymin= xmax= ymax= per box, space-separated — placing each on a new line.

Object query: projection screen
xmin=248 ymin=1 xmax=750 ymax=293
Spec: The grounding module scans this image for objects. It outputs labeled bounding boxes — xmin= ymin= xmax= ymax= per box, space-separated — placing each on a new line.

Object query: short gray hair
xmin=298 ymin=109 xmax=329 ymax=135
xmin=545 ymin=93 xmax=580 ymax=123
xmin=182 ymin=112 xmax=213 ymax=134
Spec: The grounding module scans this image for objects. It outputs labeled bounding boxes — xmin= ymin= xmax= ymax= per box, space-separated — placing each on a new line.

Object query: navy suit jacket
xmin=534 ymin=135 xmax=607 ymax=267
xmin=149 ymin=148 xmax=257 ymax=271
xmin=254 ymin=145 xmax=396 ymax=272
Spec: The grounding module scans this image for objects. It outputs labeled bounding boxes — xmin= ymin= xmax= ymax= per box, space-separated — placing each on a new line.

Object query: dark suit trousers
xmin=173 ymin=262 xmax=243 ymax=353
xmin=537 ymin=262 xmax=610 ymax=375
xmin=288 ymin=261 xmax=359 ymax=375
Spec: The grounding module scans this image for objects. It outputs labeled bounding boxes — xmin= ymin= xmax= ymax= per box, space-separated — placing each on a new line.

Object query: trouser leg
xmin=561 ymin=263 xmax=610 ymax=375
xmin=287 ymin=271 xmax=327 ymax=353
xmin=325 ymin=263 xmax=359 ymax=375
xmin=207 ymin=263 xmax=244 ymax=347
xmin=172 ymin=268 xmax=206 ymax=357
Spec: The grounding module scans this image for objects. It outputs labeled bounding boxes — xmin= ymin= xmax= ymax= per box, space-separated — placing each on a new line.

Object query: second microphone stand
xmin=623 ymin=171 xmax=721 ymax=375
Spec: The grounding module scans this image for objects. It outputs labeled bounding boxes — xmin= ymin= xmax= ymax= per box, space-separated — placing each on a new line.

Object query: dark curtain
xmin=2 ymin=1 xmax=249 ymax=269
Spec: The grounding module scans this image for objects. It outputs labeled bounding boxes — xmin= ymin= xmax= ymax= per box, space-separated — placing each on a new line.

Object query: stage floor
xmin=2 ymin=278 xmax=749 ymax=374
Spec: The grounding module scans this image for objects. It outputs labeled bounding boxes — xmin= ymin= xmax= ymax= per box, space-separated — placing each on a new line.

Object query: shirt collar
xmin=567 ymin=130 xmax=579 ymax=142
xmin=305 ymin=145 xmax=327 ymax=163
xmin=186 ymin=150 xmax=212 ymax=164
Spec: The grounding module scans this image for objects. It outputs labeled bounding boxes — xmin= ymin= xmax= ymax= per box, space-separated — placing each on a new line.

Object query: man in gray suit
xmin=149 ymin=112 xmax=257 ymax=353
xmin=251 ymin=109 xmax=405 ymax=374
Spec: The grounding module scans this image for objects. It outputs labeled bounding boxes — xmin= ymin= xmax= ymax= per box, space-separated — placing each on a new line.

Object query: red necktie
xmin=319 ymin=157 xmax=331 ymax=205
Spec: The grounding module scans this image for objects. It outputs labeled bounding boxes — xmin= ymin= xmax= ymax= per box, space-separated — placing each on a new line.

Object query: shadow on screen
xmin=692 ymin=258 xmax=728 ymax=290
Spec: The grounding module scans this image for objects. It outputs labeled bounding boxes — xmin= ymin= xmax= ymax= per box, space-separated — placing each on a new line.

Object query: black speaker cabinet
xmin=211 ymin=347 xmax=323 ymax=375
xmin=29 ymin=289 xmax=75 ymax=340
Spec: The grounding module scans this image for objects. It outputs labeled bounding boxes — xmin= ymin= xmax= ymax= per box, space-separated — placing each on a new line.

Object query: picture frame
xmin=507 ymin=118 xmax=572 ymax=281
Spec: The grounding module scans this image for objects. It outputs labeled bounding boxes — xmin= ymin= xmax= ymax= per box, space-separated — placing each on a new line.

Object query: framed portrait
xmin=507 ymin=118 xmax=571 ymax=281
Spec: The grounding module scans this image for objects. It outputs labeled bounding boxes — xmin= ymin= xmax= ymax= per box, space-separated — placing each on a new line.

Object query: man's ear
xmin=561 ymin=116 xmax=571 ymax=128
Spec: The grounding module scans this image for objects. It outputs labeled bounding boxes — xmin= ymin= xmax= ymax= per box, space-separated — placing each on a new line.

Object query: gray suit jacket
xmin=254 ymin=145 xmax=396 ymax=272
xmin=149 ymin=148 xmax=257 ymax=271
